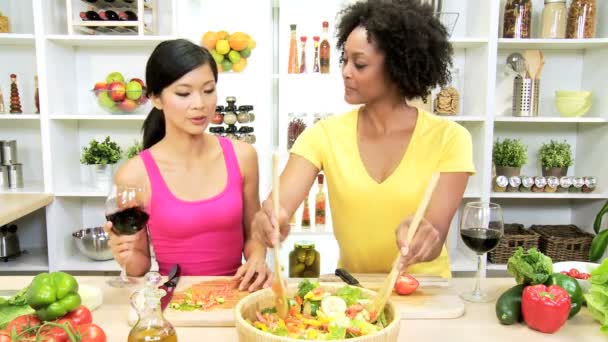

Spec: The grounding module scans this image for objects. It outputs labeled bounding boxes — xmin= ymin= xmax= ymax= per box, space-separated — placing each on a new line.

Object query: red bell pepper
xmin=522 ymin=284 xmax=571 ymax=334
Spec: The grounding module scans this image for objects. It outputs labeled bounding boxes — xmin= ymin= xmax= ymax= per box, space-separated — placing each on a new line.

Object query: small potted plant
xmin=538 ymin=140 xmax=573 ymax=178
xmin=493 ymin=138 xmax=528 ymax=177
xmin=125 ymin=140 xmax=143 ymax=160
xmin=0 ymin=11 xmax=10 ymax=33
xmin=80 ymin=136 xmax=122 ymax=191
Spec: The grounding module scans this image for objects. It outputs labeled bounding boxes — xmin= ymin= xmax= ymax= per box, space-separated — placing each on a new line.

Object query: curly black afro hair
xmin=336 ymin=0 xmax=453 ymax=100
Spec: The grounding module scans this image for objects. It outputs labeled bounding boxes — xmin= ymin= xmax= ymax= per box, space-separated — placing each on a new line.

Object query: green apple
xmin=228 ymin=50 xmax=241 ymax=64
xmin=210 ymin=49 xmax=224 ymax=65
xmin=126 ymin=80 xmax=143 ymax=100
xmin=105 ymin=72 xmax=125 ymax=84
xmin=98 ymin=91 xmax=117 ymax=111
xmin=240 ymin=48 xmax=251 ymax=58
xmin=221 ymin=59 xmax=233 ymax=72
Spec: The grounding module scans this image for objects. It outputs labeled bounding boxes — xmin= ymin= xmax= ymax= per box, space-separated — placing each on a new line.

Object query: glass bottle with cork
xmin=299 ymin=36 xmax=307 ymax=74
xmin=288 ymin=24 xmax=299 ymax=74
xmin=312 ymin=36 xmax=320 ymax=73
xmin=301 ymin=193 xmax=311 ymax=229
xmin=320 ymin=21 xmax=330 ymax=74
xmin=315 ymin=173 xmax=326 ymax=230
xmin=128 ymin=272 xmax=178 ymax=342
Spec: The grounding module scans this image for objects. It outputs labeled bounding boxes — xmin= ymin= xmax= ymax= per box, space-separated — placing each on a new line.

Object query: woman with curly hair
xmin=254 ymin=0 xmax=475 ymax=278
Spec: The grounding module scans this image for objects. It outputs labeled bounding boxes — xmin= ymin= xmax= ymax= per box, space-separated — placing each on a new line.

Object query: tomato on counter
xmin=394 ymin=274 xmax=419 ymax=295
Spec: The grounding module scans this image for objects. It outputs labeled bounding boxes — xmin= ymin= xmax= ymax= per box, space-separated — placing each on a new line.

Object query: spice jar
xmin=532 ymin=176 xmax=547 ymax=192
xmin=212 ymin=105 xmax=224 ymax=125
xmin=541 ymin=0 xmax=567 ymax=38
xmin=569 ymin=176 xmax=584 ymax=192
xmin=434 ymin=68 xmax=460 ymax=115
xmin=520 ymin=176 xmax=534 ymax=192
xmin=507 ymin=176 xmax=521 ymax=192
xmin=493 ymin=176 xmax=508 ymax=192
xmin=223 ymin=110 xmax=237 ymax=125
xmin=558 ymin=176 xmax=572 ymax=193
xmin=288 ymin=241 xmax=320 ymax=278
xmin=237 ymin=105 xmax=253 ymax=124
xmin=209 ymin=126 xmax=225 ymax=136
xmin=226 ymin=96 xmax=237 ymax=107
xmin=287 ymin=112 xmax=307 ymax=150
xmin=582 ymin=176 xmax=596 ymax=193
xmin=545 ymin=176 xmax=559 ymax=193
xmin=503 ymin=0 xmax=532 ymax=38
xmin=566 ymin=0 xmax=597 ymax=38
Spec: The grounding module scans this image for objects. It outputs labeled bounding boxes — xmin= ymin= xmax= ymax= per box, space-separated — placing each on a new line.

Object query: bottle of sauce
xmin=320 ymin=22 xmax=330 ymax=74
xmin=301 ymin=193 xmax=311 ymax=229
xmin=315 ymin=174 xmax=326 ymax=229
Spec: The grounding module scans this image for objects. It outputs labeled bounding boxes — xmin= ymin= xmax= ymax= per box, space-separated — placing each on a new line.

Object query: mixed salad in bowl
xmin=248 ymin=280 xmax=388 ymax=340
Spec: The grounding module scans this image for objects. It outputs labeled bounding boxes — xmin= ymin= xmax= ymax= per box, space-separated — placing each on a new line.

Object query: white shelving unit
xmin=1 ymin=0 xmax=607 ymax=275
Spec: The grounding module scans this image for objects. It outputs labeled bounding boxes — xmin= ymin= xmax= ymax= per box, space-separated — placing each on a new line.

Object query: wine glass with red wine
xmin=105 ymin=184 xmax=150 ymax=288
xmin=459 ymin=202 xmax=504 ymax=303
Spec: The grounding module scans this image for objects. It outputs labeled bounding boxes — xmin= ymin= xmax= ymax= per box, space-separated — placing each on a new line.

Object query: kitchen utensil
xmin=0 ymin=224 xmax=20 ymax=259
xmin=513 ymin=76 xmax=540 ymax=117
xmin=160 ymin=264 xmax=181 ymax=311
xmin=506 ymin=52 xmax=525 ymax=72
xmin=524 ymin=50 xmax=543 ymax=116
xmin=1 ymin=140 xmax=17 ymax=165
xmin=271 ymin=152 xmax=288 ymax=319
xmin=369 ymin=172 xmax=440 ymax=317
xmin=72 ymin=227 xmax=113 ymax=261
xmin=335 ymin=268 xmax=362 ymax=287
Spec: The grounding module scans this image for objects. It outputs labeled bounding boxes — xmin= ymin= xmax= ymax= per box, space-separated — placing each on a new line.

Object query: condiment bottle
xmin=128 ymin=272 xmax=178 ymax=342
xmin=582 ymin=176 xmax=596 ymax=193
xmin=545 ymin=176 xmax=559 ymax=193
xmin=493 ymin=176 xmax=508 ymax=192
xmin=315 ymin=174 xmax=326 ymax=229
xmin=288 ymin=24 xmax=299 ymax=74
xmin=532 ymin=176 xmax=547 ymax=192
xmin=507 ymin=176 xmax=521 ymax=192
xmin=299 ymin=36 xmax=307 ymax=74
xmin=520 ymin=176 xmax=534 ymax=192
xmin=319 ymin=22 xmax=330 ymax=74
xmin=558 ymin=176 xmax=572 ymax=193
xmin=301 ymin=193 xmax=311 ymax=229
xmin=312 ymin=36 xmax=320 ymax=73
xmin=570 ymin=177 xmax=584 ymax=193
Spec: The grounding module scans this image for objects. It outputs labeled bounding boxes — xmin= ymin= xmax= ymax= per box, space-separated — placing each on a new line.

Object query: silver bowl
xmin=72 ymin=227 xmax=113 ymax=261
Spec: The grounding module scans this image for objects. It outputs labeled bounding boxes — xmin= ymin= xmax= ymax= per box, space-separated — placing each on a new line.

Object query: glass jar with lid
xmin=288 ymin=241 xmax=320 ymax=278
xmin=287 ymin=112 xmax=307 ymax=150
xmin=566 ymin=0 xmax=597 ymax=38
xmin=503 ymin=0 xmax=532 ymax=38
xmin=434 ymin=68 xmax=460 ymax=116
xmin=541 ymin=0 xmax=567 ymax=38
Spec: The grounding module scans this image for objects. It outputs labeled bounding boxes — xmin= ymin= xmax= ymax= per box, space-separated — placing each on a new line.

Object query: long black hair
xmin=142 ymin=39 xmax=218 ymax=149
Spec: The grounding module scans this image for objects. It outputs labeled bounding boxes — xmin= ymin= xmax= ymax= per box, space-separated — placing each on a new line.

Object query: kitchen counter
xmin=1 ymin=276 xmax=603 ymax=341
xmin=0 ymin=193 xmax=53 ymax=226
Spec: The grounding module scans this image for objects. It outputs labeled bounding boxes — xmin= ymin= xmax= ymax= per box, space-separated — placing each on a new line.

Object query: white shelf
xmin=0 ymin=247 xmax=48 ymax=272
xmin=449 ymin=37 xmax=488 ymax=49
xmin=59 ymin=253 xmax=120 ymax=272
xmin=0 ymin=34 xmax=35 ymax=46
xmin=0 ymin=182 xmax=45 ymax=195
xmin=55 ymin=186 xmax=106 ymax=198
xmin=491 ymin=192 xmax=608 ymax=199
xmin=498 ymin=38 xmax=608 ymax=50
xmin=45 ymin=34 xmax=176 ymax=47
xmin=487 ymin=263 xmax=508 ymax=271
xmin=0 ymin=114 xmax=40 ymax=120
xmin=50 ymin=114 xmax=147 ymax=121
xmin=437 ymin=115 xmax=486 ymax=122
xmin=495 ymin=116 xmax=608 ymax=124
xmin=290 ymin=228 xmax=334 ymax=236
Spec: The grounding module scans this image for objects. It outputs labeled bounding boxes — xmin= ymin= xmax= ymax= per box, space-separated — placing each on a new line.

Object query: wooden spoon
xmin=369 ymin=172 xmax=440 ymax=318
xmin=524 ymin=49 xmax=542 ymax=80
xmin=271 ymin=152 xmax=289 ymax=319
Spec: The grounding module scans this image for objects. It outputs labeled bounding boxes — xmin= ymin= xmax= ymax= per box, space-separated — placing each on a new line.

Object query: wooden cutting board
xmin=164 ymin=274 xmax=464 ymax=327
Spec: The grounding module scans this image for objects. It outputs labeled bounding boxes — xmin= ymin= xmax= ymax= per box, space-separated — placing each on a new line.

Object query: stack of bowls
xmin=72 ymin=227 xmax=113 ymax=261
xmin=555 ymin=91 xmax=592 ymax=117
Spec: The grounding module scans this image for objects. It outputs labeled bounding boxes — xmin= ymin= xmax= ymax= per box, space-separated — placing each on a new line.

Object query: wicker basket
xmin=530 ymin=225 xmax=594 ymax=262
xmin=488 ymin=223 xmax=540 ymax=264
xmin=0 ymin=16 xmax=9 ymax=33
xmin=235 ymin=283 xmax=400 ymax=342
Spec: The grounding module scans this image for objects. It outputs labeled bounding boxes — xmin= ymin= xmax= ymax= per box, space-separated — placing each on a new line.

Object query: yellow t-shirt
xmin=291 ymin=107 xmax=475 ymax=278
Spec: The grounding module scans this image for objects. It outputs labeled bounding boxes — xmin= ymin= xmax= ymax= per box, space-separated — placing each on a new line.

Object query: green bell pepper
xmin=545 ymin=273 xmax=583 ymax=319
xmin=25 ymin=272 xmax=81 ymax=321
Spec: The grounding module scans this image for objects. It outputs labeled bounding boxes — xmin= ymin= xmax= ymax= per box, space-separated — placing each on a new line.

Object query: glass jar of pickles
xmin=289 ymin=241 xmax=320 ymax=278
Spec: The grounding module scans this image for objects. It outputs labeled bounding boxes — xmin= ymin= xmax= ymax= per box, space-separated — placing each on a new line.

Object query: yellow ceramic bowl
xmin=555 ymin=90 xmax=592 ymax=99
xmin=235 ymin=282 xmax=401 ymax=342
xmin=556 ymin=96 xmax=592 ymax=117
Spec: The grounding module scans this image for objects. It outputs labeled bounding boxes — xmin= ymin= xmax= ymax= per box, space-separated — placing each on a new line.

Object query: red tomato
xmin=77 ymin=324 xmax=107 ymax=342
xmin=0 ymin=330 xmax=11 ymax=342
xmin=394 ymin=274 xmax=419 ymax=295
xmin=560 ymin=271 xmax=569 ymax=275
xmin=5 ymin=314 xmax=40 ymax=335
xmin=568 ymin=268 xmax=580 ymax=278
xmin=63 ymin=305 xmax=93 ymax=326
xmin=579 ymin=272 xmax=591 ymax=280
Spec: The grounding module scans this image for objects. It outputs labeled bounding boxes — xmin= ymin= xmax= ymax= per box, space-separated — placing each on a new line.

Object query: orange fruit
xmin=232 ymin=57 xmax=247 ymax=72
xmin=217 ymin=30 xmax=229 ymax=40
xmin=228 ymin=32 xmax=249 ymax=51
xmin=201 ymin=31 xmax=218 ymax=49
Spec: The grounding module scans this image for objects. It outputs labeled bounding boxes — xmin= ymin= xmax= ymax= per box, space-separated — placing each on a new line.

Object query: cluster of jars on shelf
xmin=288 ymin=240 xmax=321 ymax=278
xmin=493 ymin=175 xmax=597 ymax=193
xmin=503 ymin=0 xmax=597 ymax=39
xmin=209 ymin=96 xmax=256 ymax=144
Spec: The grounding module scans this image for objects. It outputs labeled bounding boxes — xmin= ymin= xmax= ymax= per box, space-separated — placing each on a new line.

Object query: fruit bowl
xmin=92 ymin=72 xmax=148 ymax=114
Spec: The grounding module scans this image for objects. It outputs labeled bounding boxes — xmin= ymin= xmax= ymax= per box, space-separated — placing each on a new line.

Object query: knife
xmin=335 ymin=268 xmax=362 ymax=287
xmin=160 ymin=264 xmax=181 ymax=311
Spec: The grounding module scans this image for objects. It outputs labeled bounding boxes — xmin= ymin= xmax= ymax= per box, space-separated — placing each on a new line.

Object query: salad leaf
xmin=506 ymin=247 xmax=553 ymax=285
xmin=298 ymin=279 xmax=319 ymax=299
xmin=271 ymin=325 xmax=289 ymax=336
xmin=584 ymin=259 xmax=608 ymax=334
xmin=352 ymin=319 xmax=378 ymax=335
xmin=336 ymin=286 xmax=362 ymax=306
xmin=591 ymin=260 xmax=608 ymax=285
xmin=261 ymin=307 xmax=277 ymax=315
xmin=377 ymin=311 xmax=387 ymax=328
xmin=325 ymin=326 xmax=346 ymax=340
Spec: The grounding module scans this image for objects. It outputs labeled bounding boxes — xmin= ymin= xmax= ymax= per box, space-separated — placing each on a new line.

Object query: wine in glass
xmin=105 ymin=184 xmax=150 ymax=288
xmin=459 ymin=202 xmax=504 ymax=303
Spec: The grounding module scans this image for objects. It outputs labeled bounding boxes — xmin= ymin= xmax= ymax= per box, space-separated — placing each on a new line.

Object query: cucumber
xmin=495 ymin=284 xmax=524 ymax=325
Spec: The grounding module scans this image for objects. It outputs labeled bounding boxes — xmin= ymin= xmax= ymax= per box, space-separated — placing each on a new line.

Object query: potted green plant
xmin=125 ymin=140 xmax=143 ymax=160
xmin=493 ymin=138 xmax=528 ymax=177
xmin=590 ymin=201 xmax=608 ymax=262
xmin=538 ymin=140 xmax=573 ymax=178
xmin=80 ymin=136 xmax=122 ymax=191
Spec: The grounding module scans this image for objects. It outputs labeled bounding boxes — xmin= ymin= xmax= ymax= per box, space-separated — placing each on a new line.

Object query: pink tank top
xmin=140 ymin=137 xmax=244 ymax=276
